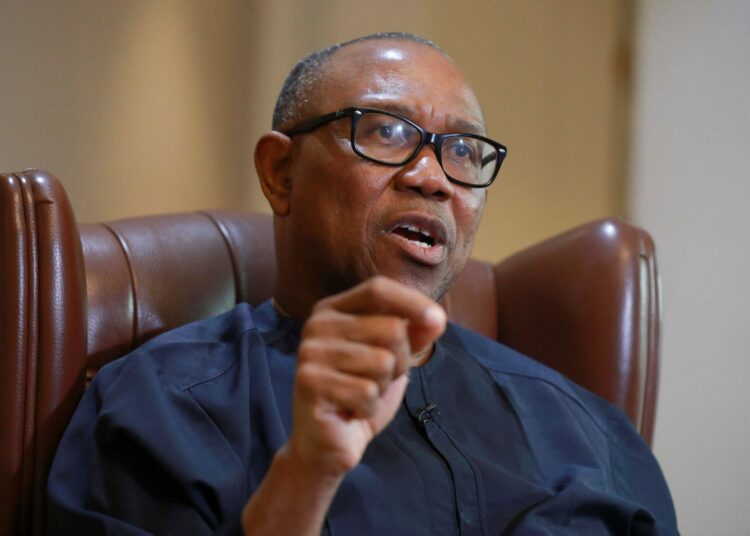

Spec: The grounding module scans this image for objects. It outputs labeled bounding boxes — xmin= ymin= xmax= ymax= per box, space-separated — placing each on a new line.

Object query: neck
xmin=272 ymin=284 xmax=317 ymax=322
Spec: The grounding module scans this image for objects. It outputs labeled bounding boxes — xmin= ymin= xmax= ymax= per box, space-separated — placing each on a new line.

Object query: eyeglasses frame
xmin=281 ymin=106 xmax=507 ymax=188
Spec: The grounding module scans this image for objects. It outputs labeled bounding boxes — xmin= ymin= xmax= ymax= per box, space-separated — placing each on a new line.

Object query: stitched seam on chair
xmin=201 ymin=211 xmax=243 ymax=305
xmin=102 ymin=223 xmax=139 ymax=353
xmin=636 ymin=252 xmax=649 ymax=434
xmin=640 ymin=243 xmax=659 ymax=443
xmin=17 ymin=172 xmax=39 ymax=535
xmin=646 ymin=262 xmax=661 ymax=444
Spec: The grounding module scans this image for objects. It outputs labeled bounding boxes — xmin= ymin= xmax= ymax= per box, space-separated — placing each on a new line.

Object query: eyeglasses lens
xmin=442 ymin=137 xmax=497 ymax=186
xmin=353 ymin=112 xmax=419 ymax=163
xmin=353 ymin=111 xmax=498 ymax=186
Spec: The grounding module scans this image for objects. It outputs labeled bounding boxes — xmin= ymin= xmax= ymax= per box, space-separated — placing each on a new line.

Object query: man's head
xmin=255 ymin=33 xmax=501 ymax=319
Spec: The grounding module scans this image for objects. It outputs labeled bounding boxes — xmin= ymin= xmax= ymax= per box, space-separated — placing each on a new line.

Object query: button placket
xmin=405 ymin=367 xmax=484 ymax=536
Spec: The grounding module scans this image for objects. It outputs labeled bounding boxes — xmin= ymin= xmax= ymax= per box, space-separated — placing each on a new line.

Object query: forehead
xmin=315 ymin=40 xmax=485 ymax=132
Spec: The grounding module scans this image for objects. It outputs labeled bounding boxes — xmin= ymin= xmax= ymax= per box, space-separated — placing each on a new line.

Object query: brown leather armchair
xmin=0 ymin=169 xmax=661 ymax=535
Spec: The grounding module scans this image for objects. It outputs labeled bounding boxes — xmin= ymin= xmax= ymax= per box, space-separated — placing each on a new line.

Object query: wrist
xmin=279 ymin=441 xmax=351 ymax=483
xmin=241 ymin=443 xmax=345 ymax=535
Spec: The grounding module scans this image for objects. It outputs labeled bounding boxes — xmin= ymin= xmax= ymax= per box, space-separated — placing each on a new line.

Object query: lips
xmin=385 ymin=213 xmax=449 ymax=266
xmin=392 ymin=224 xmax=437 ymax=247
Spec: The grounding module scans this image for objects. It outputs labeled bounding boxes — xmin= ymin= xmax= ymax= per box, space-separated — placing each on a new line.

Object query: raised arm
xmin=241 ymin=277 xmax=446 ymax=535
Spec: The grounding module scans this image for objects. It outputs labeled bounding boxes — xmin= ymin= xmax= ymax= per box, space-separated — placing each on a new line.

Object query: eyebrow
xmin=355 ymin=102 xmax=486 ymax=136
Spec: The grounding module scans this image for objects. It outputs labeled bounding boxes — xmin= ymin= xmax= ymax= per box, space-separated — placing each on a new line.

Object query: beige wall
xmin=1 ymin=1 xmax=256 ymax=220
xmin=0 ymin=0 xmax=628 ymax=262
xmin=630 ymin=1 xmax=750 ymax=533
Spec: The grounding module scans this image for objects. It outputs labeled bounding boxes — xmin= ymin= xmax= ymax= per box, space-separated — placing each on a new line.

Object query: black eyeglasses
xmin=282 ymin=107 xmax=507 ymax=188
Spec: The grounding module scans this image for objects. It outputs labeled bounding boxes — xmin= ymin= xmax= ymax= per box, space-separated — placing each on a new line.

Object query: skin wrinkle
xmin=354 ymin=99 xmax=486 ymax=136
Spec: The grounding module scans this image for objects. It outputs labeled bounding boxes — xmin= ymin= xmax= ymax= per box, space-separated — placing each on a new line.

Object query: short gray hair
xmin=271 ymin=32 xmax=444 ymax=131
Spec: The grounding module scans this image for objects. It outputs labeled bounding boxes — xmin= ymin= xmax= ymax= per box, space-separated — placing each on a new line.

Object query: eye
xmin=447 ymin=139 xmax=479 ymax=165
xmin=357 ymin=112 xmax=419 ymax=146
xmin=452 ymin=143 xmax=472 ymax=158
xmin=373 ymin=122 xmax=409 ymax=142
xmin=377 ymin=124 xmax=397 ymax=139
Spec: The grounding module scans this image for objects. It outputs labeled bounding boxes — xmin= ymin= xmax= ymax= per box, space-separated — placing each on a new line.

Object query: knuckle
xmin=359 ymin=380 xmax=380 ymax=403
xmin=297 ymin=339 xmax=322 ymax=363
xmin=295 ymin=363 xmax=320 ymax=394
xmin=367 ymin=276 xmax=391 ymax=299
xmin=312 ymin=295 xmax=334 ymax=313
xmin=298 ymin=337 xmax=347 ymax=366
xmin=381 ymin=317 xmax=408 ymax=346
xmin=300 ymin=322 xmax=316 ymax=340
xmin=391 ymin=317 xmax=409 ymax=337
xmin=302 ymin=310 xmax=339 ymax=338
xmin=301 ymin=315 xmax=325 ymax=338
xmin=370 ymin=275 xmax=390 ymax=288
xmin=371 ymin=349 xmax=396 ymax=377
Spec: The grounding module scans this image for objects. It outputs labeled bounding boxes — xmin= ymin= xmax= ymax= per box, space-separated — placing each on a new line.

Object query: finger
xmin=313 ymin=276 xmax=447 ymax=353
xmin=302 ymin=311 xmax=410 ymax=376
xmin=295 ymin=362 xmax=382 ymax=419
xmin=298 ymin=338 xmax=401 ymax=393
xmin=407 ymin=306 xmax=446 ymax=356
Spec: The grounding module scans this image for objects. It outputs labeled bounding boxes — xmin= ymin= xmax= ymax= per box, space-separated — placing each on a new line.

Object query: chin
xmin=384 ymin=270 xmax=454 ymax=303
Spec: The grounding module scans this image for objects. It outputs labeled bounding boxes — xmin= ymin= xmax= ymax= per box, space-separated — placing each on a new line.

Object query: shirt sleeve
xmin=46 ymin=353 xmax=247 ymax=536
xmin=505 ymin=389 xmax=678 ymax=535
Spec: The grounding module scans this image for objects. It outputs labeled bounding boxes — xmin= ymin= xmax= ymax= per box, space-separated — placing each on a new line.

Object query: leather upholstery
xmin=1 ymin=171 xmax=86 ymax=536
xmin=82 ymin=212 xmax=276 ymax=375
xmin=0 ymin=170 xmax=661 ymax=535
xmin=491 ymin=221 xmax=661 ymax=444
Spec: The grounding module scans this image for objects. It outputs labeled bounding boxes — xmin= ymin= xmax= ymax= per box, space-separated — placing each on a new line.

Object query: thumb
xmin=368 ymin=374 xmax=410 ymax=435
xmin=408 ymin=304 xmax=447 ymax=354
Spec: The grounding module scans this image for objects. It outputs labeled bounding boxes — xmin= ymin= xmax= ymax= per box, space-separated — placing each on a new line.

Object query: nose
xmin=394 ymin=144 xmax=454 ymax=201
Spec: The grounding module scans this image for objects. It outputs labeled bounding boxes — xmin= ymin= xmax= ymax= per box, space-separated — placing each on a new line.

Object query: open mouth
xmin=385 ymin=215 xmax=449 ymax=266
xmin=391 ymin=224 xmax=437 ymax=248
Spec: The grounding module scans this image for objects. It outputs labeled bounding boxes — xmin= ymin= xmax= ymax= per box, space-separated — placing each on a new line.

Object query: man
xmin=48 ymin=33 xmax=677 ymax=534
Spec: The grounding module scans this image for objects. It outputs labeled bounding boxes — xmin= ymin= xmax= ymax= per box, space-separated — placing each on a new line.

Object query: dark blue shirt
xmin=47 ymin=301 xmax=678 ymax=534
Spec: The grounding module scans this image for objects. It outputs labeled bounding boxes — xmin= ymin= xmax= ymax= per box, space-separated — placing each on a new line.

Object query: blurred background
xmin=1 ymin=1 xmax=748 ymax=533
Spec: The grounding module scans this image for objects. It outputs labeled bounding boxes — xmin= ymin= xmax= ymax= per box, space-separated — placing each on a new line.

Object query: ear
xmin=255 ymin=131 xmax=294 ymax=216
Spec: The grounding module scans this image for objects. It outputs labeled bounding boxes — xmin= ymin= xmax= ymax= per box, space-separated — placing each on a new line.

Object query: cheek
xmin=455 ymin=190 xmax=487 ymax=241
xmin=294 ymin=164 xmax=387 ymax=247
xmin=469 ymin=187 xmax=488 ymax=209
xmin=324 ymin=171 xmax=384 ymax=237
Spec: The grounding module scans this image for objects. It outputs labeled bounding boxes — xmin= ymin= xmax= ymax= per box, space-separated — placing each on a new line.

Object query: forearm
xmin=241 ymin=443 xmax=344 ymax=536
xmin=241 ymin=280 xmax=444 ymax=534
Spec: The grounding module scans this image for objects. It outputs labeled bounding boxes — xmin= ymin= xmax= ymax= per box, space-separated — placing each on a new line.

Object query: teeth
xmin=401 ymin=224 xmax=432 ymax=239
xmin=392 ymin=223 xmax=437 ymax=248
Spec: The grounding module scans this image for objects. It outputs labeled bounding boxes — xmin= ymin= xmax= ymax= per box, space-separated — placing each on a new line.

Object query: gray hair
xmin=271 ymin=32 xmax=444 ymax=131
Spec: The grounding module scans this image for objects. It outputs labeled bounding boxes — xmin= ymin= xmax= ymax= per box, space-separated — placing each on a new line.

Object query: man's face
xmin=282 ymin=40 xmax=487 ymax=302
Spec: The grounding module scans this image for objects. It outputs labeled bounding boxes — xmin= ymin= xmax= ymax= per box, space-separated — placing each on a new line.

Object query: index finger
xmin=313 ymin=276 xmax=447 ymax=353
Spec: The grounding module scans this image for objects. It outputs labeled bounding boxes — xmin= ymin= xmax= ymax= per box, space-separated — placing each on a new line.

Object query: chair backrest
xmin=0 ymin=169 xmax=661 ymax=535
